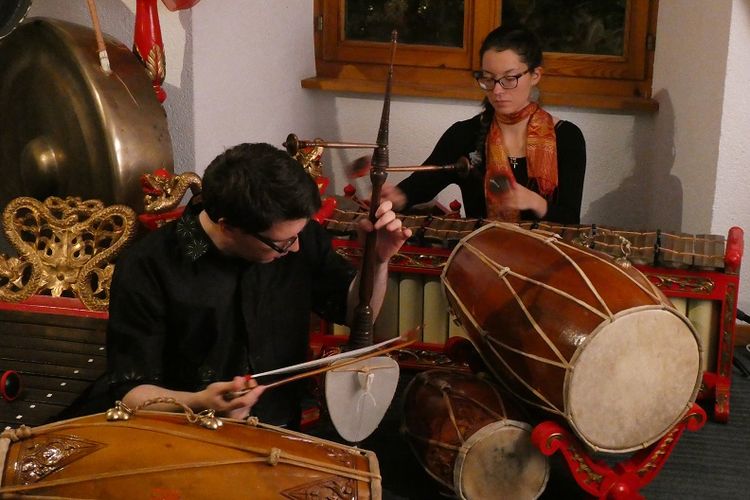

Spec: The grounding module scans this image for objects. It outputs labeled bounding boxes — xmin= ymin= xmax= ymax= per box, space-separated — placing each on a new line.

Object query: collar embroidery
xmin=176 ymin=210 xmax=210 ymax=261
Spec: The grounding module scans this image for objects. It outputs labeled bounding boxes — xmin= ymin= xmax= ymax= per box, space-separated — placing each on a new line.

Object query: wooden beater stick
xmin=85 ymin=0 xmax=112 ymax=74
xmin=223 ymin=328 xmax=419 ymax=401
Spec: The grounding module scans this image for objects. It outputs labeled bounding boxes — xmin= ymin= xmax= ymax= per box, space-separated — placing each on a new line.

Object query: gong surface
xmin=0 ymin=18 xmax=173 ymax=213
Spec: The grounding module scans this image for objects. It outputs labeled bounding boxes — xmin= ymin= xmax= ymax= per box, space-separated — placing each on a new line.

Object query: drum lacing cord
xmin=438 ymin=386 xmax=509 ymax=446
xmin=0 ymin=424 xmax=32 ymax=442
xmin=542 ymin=234 xmax=562 ymax=244
xmin=559 ymin=239 xmax=664 ymax=304
xmin=0 ymin=455 xmax=378 ymax=495
xmin=267 ymin=447 xmax=282 ymax=465
xmin=459 ymin=243 xmax=572 ymax=367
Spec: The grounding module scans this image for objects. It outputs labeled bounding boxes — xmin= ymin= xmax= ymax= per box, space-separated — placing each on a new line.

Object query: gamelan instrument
xmin=0 ymin=18 xmax=174 ymax=214
xmin=0 ymin=401 xmax=381 ymax=499
xmin=0 ymin=370 xmax=21 ymax=401
xmin=401 ymin=369 xmax=549 ymax=499
xmin=0 ymin=0 xmax=30 ymax=40
xmin=441 ymin=222 xmax=703 ymax=453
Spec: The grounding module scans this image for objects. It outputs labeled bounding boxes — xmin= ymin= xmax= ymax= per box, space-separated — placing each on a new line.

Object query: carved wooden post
xmin=133 ymin=0 xmax=166 ymax=102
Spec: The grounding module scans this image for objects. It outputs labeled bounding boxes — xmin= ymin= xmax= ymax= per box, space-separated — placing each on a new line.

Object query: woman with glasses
xmin=382 ymin=25 xmax=586 ymax=223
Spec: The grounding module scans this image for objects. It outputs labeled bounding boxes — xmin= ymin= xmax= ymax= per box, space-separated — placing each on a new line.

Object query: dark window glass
xmin=502 ymin=0 xmax=627 ymax=56
xmin=345 ymin=0 xmax=465 ymax=48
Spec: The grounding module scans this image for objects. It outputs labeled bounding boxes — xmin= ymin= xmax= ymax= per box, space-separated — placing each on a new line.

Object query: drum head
xmin=0 ymin=18 xmax=173 ymax=213
xmin=454 ymin=420 xmax=549 ymax=500
xmin=567 ymin=307 xmax=702 ymax=453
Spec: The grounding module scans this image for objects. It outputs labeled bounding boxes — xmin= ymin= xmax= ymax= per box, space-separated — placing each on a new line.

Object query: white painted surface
xmin=714 ymin=0 xmax=750 ymax=312
xmin=21 ymin=0 xmax=750 ymax=312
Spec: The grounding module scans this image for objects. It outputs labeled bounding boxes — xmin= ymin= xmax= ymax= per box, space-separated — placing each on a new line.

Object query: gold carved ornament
xmin=141 ymin=169 xmax=203 ymax=214
xmin=0 ymin=196 xmax=137 ymax=311
xmin=294 ymin=144 xmax=325 ymax=179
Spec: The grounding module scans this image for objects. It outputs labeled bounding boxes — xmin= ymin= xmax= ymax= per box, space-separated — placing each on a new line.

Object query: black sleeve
xmin=544 ymin=121 xmax=587 ymax=224
xmin=396 ymin=117 xmax=479 ymax=209
xmin=106 ymin=245 xmax=169 ymax=400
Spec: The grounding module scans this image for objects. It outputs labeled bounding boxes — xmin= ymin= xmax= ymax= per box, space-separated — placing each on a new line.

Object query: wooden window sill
xmin=301 ymin=76 xmax=658 ymax=113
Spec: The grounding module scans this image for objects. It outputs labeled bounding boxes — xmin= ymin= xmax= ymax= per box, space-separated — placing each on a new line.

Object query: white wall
xmin=189 ymin=0 xmax=316 ymax=174
xmin=24 ymin=0 xmax=749 ymax=312
xmin=714 ymin=0 xmax=750 ymax=309
xmin=651 ymin=1 xmax=732 ymax=234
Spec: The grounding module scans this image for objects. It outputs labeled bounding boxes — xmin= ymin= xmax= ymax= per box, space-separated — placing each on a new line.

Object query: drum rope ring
xmin=106 ymin=398 xmax=224 ymax=430
xmin=267 ymin=447 xmax=282 ymax=466
xmin=0 ymin=424 xmax=32 ymax=442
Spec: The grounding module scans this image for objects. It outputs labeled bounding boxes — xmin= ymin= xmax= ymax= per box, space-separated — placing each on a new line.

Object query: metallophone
xmin=317 ymin=208 xmax=744 ymax=423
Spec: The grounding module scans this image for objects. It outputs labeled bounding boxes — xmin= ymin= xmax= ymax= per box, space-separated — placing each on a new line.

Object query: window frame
xmin=304 ymin=0 xmax=659 ymax=112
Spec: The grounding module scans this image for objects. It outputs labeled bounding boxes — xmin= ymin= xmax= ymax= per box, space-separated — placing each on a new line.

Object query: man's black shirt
xmin=104 ymin=198 xmax=356 ymax=426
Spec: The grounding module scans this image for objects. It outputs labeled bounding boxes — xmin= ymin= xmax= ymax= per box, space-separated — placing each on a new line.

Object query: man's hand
xmin=357 ymin=200 xmax=412 ymax=264
xmin=200 ymin=376 xmax=266 ymax=420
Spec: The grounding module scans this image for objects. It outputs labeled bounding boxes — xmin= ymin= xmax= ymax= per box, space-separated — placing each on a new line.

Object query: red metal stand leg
xmin=531 ymin=404 xmax=707 ymax=499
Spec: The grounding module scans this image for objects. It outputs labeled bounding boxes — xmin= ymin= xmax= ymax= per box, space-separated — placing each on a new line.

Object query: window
xmin=304 ymin=0 xmax=658 ymax=112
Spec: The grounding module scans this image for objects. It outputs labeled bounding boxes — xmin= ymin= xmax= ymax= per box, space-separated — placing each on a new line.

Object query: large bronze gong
xmin=0 ymin=17 xmax=173 ymax=213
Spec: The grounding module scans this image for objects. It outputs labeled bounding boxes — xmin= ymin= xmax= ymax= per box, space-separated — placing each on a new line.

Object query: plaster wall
xmin=714 ymin=0 xmax=750 ymax=313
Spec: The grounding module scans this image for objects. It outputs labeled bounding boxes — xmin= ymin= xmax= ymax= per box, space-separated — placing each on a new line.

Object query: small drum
xmin=442 ymin=222 xmax=703 ymax=453
xmin=401 ymin=369 xmax=549 ymax=500
xmin=0 ymin=406 xmax=381 ymax=498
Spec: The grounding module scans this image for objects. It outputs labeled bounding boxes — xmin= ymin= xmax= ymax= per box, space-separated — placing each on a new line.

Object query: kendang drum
xmin=401 ymin=369 xmax=549 ymax=499
xmin=442 ymin=222 xmax=702 ymax=454
xmin=0 ymin=401 xmax=381 ymax=498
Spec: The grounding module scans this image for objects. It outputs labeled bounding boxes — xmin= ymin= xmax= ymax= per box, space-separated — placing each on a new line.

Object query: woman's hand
xmin=379 ymin=183 xmax=408 ymax=211
xmin=495 ymin=182 xmax=548 ymax=219
xmin=348 ymin=155 xmax=408 ymax=212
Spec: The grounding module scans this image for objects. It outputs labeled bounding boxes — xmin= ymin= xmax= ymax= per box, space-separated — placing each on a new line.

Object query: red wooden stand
xmin=531 ymin=404 xmax=707 ymax=499
xmin=638 ymin=226 xmax=743 ymax=422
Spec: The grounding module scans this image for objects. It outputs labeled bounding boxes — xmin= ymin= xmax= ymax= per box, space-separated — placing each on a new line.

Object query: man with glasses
xmin=94 ymin=142 xmax=411 ymax=429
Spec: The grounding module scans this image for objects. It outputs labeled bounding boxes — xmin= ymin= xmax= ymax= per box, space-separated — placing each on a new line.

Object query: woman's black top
xmin=397 ymin=113 xmax=586 ymax=223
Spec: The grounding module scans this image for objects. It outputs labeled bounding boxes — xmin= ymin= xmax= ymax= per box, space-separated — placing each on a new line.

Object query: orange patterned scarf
xmin=484 ymin=102 xmax=558 ymax=220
